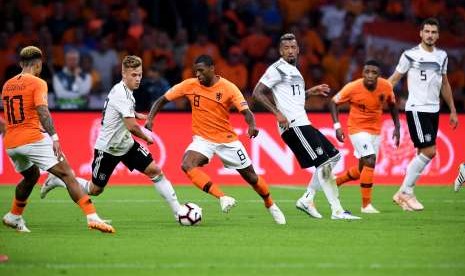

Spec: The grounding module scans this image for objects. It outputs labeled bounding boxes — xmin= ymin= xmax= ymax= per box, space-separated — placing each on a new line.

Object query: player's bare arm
xmin=135 ymin=112 xmax=147 ymax=120
xmin=36 ymin=105 xmax=63 ymax=158
xmin=388 ymin=71 xmax=404 ymax=87
xmin=252 ymin=82 xmax=289 ymax=130
xmin=124 ymin=117 xmax=153 ymax=145
xmin=328 ymin=98 xmax=345 ymax=142
xmin=388 ymin=102 xmax=401 ymax=147
xmin=241 ymin=109 xmax=259 ymax=138
xmin=0 ymin=117 xmax=5 ymax=135
xmin=145 ymin=96 xmax=169 ymax=131
xmin=440 ymin=75 xmax=458 ymax=129
xmin=305 ymin=84 xmax=330 ymax=98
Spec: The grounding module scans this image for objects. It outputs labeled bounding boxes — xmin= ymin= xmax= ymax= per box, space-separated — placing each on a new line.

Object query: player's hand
xmin=307 ymin=84 xmax=330 ymax=97
xmin=335 ymin=128 xmax=345 ymax=143
xmin=450 ymin=112 xmax=458 ymax=130
xmin=392 ymin=126 xmax=400 ymax=147
xmin=248 ymin=125 xmax=259 ymax=138
xmin=276 ymin=112 xmax=289 ymax=131
xmin=52 ymin=141 xmax=65 ymax=162
xmin=145 ymin=135 xmax=154 ymax=145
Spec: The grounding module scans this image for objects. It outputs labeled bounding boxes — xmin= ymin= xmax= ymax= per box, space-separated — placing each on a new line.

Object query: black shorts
xmin=91 ymin=141 xmax=153 ymax=187
xmin=281 ymin=125 xmax=339 ymax=169
xmin=406 ymin=111 xmax=439 ymax=149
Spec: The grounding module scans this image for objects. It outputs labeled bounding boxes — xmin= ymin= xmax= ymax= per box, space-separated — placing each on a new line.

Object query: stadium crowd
xmin=1 ymin=0 xmax=465 ymax=112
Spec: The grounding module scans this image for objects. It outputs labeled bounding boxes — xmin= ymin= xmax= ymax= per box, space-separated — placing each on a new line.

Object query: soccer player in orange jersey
xmin=1 ymin=46 xmax=114 ymax=233
xmin=329 ymin=60 xmax=400 ymax=213
xmin=145 ymin=55 xmax=286 ymax=224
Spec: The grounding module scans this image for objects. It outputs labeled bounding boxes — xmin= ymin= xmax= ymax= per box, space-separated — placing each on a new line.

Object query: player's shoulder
xmin=377 ymin=77 xmax=393 ymax=91
xmin=267 ymin=59 xmax=288 ymax=72
xmin=218 ymin=76 xmax=239 ymax=89
xmin=434 ymin=47 xmax=448 ymax=58
xmin=343 ymin=78 xmax=363 ymax=90
xmin=109 ymin=82 xmax=132 ymax=101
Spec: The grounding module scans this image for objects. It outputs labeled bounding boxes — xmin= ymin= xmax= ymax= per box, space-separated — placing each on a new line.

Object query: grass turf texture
xmin=1 ymin=185 xmax=464 ymax=276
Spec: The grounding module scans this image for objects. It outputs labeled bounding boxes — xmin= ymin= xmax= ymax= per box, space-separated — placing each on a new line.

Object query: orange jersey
xmin=2 ymin=73 xmax=48 ymax=148
xmin=333 ymin=78 xmax=395 ymax=135
xmin=165 ymin=77 xmax=249 ymax=143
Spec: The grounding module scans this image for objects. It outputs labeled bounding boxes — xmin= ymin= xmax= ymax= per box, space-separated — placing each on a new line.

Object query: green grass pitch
xmin=1 ymin=184 xmax=465 ymax=276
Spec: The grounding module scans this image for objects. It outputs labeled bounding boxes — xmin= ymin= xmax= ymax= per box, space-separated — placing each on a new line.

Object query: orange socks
xmin=186 ymin=168 xmax=225 ymax=198
xmin=252 ymin=177 xmax=274 ymax=208
xmin=11 ymin=198 xmax=27 ymax=215
xmin=360 ymin=166 xmax=374 ymax=207
xmin=336 ymin=166 xmax=361 ymax=186
xmin=77 ymin=195 xmax=96 ymax=215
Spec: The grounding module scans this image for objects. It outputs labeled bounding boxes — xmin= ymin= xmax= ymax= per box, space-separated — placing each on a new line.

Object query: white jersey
xmin=94 ymin=81 xmax=136 ymax=156
xmin=259 ymin=58 xmax=309 ymax=133
xmin=395 ymin=44 xmax=447 ymax=112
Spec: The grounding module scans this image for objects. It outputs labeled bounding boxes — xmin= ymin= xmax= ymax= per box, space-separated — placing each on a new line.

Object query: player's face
xmin=194 ymin=63 xmax=214 ymax=86
xmin=362 ymin=65 xmax=380 ymax=90
xmin=122 ymin=66 xmax=142 ymax=90
xmin=420 ymin=24 xmax=439 ymax=47
xmin=33 ymin=60 xmax=43 ymax=76
xmin=279 ymin=40 xmax=299 ymax=65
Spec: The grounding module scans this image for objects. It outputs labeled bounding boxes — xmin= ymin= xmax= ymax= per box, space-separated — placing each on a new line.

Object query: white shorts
xmin=6 ymin=137 xmax=59 ymax=173
xmin=349 ymin=132 xmax=380 ymax=159
xmin=186 ymin=136 xmax=252 ymax=169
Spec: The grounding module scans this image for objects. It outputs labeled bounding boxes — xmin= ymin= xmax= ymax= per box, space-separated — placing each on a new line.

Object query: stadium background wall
xmin=1 ymin=113 xmax=464 ymax=185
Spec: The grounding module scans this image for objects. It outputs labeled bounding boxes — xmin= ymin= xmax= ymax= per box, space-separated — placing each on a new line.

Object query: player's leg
xmin=2 ymin=158 xmax=39 ymax=233
xmin=182 ymin=137 xmax=228 ymax=200
xmin=395 ymin=111 xmax=438 ymax=211
xmin=122 ymin=142 xmax=181 ymax=217
xmin=348 ymin=132 xmax=379 ymax=213
xmin=236 ymin=164 xmax=286 ymax=224
xmin=336 ymin=166 xmax=361 ymax=186
xmin=47 ymin=160 xmax=114 ymax=233
xmin=454 ymin=163 xmax=465 ymax=192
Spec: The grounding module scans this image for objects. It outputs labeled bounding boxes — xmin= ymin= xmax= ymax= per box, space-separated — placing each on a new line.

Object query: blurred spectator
xmin=448 ymin=56 xmax=465 ymax=112
xmin=257 ymin=0 xmax=283 ymax=35
xmin=321 ymin=38 xmax=351 ymax=90
xmin=320 ymin=0 xmax=347 ymax=43
xmin=240 ymin=17 xmax=272 ymax=62
xmin=135 ymin=65 xmax=175 ymax=111
xmin=217 ymin=46 xmax=248 ymax=92
xmin=53 ymin=49 xmax=92 ymax=109
xmin=304 ymin=64 xmax=338 ymax=111
xmin=183 ymin=33 xmax=221 ymax=70
xmin=350 ymin=1 xmax=378 ymax=45
xmin=90 ymin=35 xmax=119 ymax=93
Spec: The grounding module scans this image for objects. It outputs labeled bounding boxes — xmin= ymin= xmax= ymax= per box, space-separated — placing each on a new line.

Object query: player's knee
xmin=245 ymin=173 xmax=258 ymax=185
xmin=421 ymin=146 xmax=436 ymax=159
xmin=144 ymin=163 xmax=161 ymax=178
xmin=89 ymin=185 xmax=103 ymax=196
xmin=362 ymin=155 xmax=376 ymax=168
xmin=181 ymin=162 xmax=193 ymax=173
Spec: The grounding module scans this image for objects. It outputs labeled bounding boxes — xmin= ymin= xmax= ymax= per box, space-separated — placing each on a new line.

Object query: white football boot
xmin=268 ymin=203 xmax=286 ymax=224
xmin=331 ymin=210 xmax=361 ymax=220
xmin=40 ymin=173 xmax=66 ymax=199
xmin=2 ymin=212 xmax=31 ymax=233
xmin=219 ymin=196 xmax=237 ymax=213
xmin=296 ymin=197 xmax=323 ymax=219
xmin=361 ymin=203 xmax=380 ymax=214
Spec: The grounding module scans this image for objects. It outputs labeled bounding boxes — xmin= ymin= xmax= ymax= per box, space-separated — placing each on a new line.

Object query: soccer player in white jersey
xmin=40 ymin=55 xmax=182 ymax=220
xmin=389 ymin=18 xmax=459 ymax=211
xmin=253 ymin=33 xmax=360 ymax=220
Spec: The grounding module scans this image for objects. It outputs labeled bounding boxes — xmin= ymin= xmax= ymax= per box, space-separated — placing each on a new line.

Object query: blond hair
xmin=19 ymin=46 xmax=43 ymax=66
xmin=122 ymin=55 xmax=142 ymax=70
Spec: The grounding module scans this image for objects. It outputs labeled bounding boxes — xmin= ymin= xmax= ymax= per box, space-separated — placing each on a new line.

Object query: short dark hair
xmin=421 ymin=17 xmax=440 ymax=31
xmin=279 ymin=33 xmax=296 ymax=45
xmin=364 ymin=59 xmax=380 ymax=68
xmin=194 ymin=55 xmax=214 ymax=66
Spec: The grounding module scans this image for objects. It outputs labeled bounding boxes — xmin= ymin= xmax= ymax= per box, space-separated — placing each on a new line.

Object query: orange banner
xmin=1 ymin=112 xmax=464 ymax=185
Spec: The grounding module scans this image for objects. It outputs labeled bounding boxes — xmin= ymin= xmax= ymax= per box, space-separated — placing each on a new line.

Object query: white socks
xmin=400 ymin=153 xmax=431 ymax=194
xmin=152 ymin=174 xmax=181 ymax=214
xmin=315 ymin=163 xmax=344 ymax=213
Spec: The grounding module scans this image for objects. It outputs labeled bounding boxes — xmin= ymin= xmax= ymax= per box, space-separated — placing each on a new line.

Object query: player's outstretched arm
xmin=124 ymin=117 xmax=153 ymax=145
xmin=388 ymin=102 xmax=401 ymax=147
xmin=440 ymin=75 xmax=458 ymax=129
xmin=388 ymin=71 xmax=404 ymax=87
xmin=252 ymin=82 xmax=289 ymax=130
xmin=305 ymin=84 xmax=330 ymax=98
xmin=36 ymin=105 xmax=63 ymax=159
xmin=328 ymin=98 xmax=344 ymax=143
xmin=145 ymin=96 xmax=169 ymax=131
xmin=241 ymin=109 xmax=259 ymax=138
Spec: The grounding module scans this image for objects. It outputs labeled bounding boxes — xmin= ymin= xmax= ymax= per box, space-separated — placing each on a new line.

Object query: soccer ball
xmin=176 ymin=203 xmax=202 ymax=226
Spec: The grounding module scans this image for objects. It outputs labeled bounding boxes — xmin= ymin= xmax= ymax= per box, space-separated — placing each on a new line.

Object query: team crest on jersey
xmin=216 ymin=92 xmax=222 ymax=101
xmin=99 ymin=173 xmax=106 ymax=181
xmin=316 ymin=147 xmax=323 ymax=155
xmin=425 ymin=134 xmax=432 ymax=142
